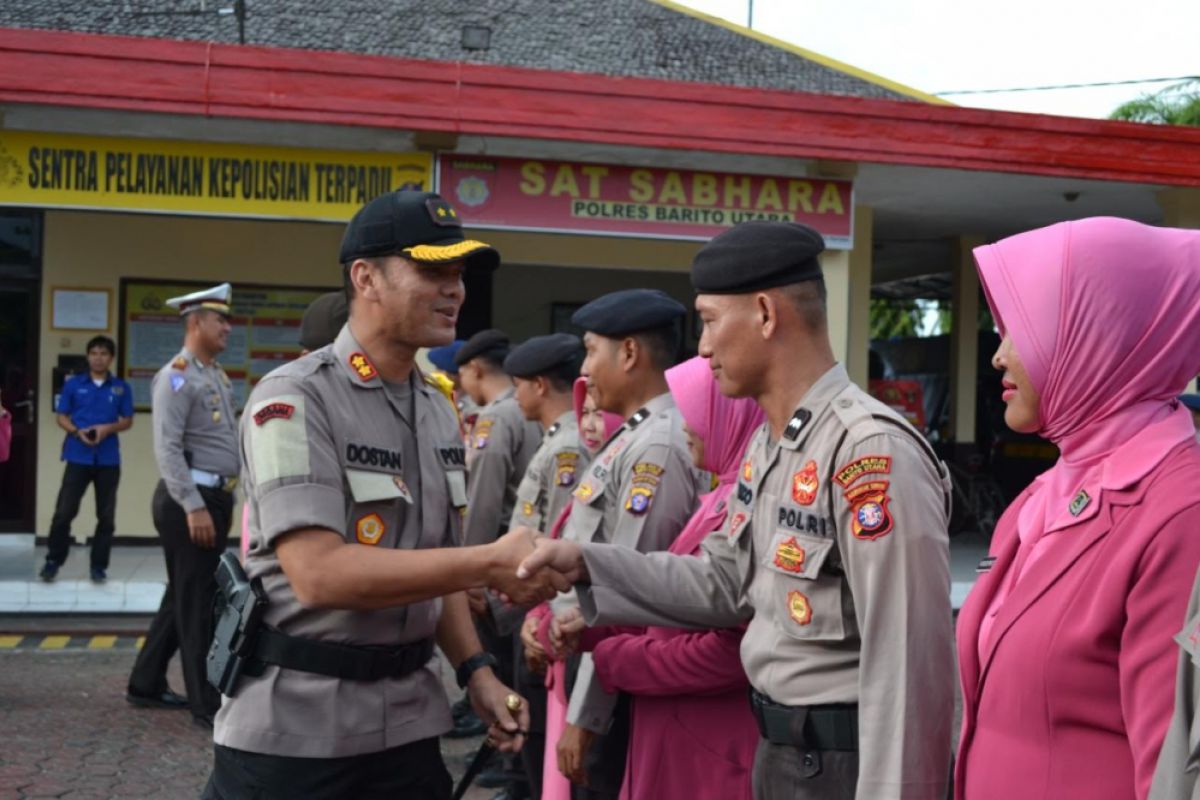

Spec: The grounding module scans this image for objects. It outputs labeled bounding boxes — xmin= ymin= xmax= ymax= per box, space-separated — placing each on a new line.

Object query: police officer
xmin=457 ymin=329 xmax=543 ymax=549
xmin=541 ymin=290 xmax=701 ymax=797
xmin=519 ymin=222 xmax=955 ymax=800
xmin=503 ymin=332 xmax=586 ymax=798
xmin=127 ymin=283 xmax=238 ymax=726
xmin=204 ymin=190 xmax=565 ymax=800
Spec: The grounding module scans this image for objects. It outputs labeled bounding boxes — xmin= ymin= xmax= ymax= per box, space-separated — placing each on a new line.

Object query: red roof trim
xmin=2 ymin=27 xmax=1199 ymax=186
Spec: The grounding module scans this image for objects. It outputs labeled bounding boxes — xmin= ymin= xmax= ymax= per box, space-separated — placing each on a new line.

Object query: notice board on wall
xmin=118 ymin=279 xmax=335 ymax=411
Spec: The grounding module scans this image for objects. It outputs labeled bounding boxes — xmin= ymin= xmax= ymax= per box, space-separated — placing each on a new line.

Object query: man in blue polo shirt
xmin=39 ymin=335 xmax=134 ymax=583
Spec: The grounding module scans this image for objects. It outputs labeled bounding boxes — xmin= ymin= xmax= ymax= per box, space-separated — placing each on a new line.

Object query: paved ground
xmin=0 ymin=644 xmax=498 ymax=799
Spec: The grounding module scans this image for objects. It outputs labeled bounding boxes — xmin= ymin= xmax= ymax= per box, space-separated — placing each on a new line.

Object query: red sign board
xmin=436 ymin=156 xmax=853 ymax=248
xmin=869 ymin=379 xmax=927 ymax=430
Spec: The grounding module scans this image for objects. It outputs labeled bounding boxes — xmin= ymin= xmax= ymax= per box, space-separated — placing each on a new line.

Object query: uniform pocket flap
xmin=764 ymin=531 xmax=833 ymax=580
xmin=346 ymin=468 xmax=410 ymax=503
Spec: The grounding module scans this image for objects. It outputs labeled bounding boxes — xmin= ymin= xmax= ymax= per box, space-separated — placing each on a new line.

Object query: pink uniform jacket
xmin=956 ymin=440 xmax=1200 ymax=800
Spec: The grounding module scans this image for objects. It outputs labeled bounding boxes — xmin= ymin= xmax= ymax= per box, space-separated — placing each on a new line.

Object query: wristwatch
xmin=456 ymin=651 xmax=498 ymax=689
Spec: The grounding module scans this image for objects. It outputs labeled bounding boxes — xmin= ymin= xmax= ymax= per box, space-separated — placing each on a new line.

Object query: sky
xmin=674 ymin=0 xmax=1200 ymax=119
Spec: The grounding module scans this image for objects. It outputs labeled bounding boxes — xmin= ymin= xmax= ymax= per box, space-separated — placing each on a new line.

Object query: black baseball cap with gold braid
xmin=339 ymin=190 xmax=499 ymax=271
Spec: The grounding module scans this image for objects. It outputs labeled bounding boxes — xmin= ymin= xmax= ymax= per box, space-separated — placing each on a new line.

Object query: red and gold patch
xmin=522 ymin=501 xmax=535 ymax=518
xmin=787 ymin=590 xmax=813 ymax=626
xmin=728 ymin=511 xmax=748 ymax=538
xmin=844 ymin=480 xmax=890 ymax=505
xmin=252 ymin=402 xmax=295 ymax=426
xmin=742 ymin=459 xmax=753 ymax=482
xmin=834 ymin=455 xmax=891 ymax=488
xmin=851 ymin=494 xmax=893 ymax=541
xmin=473 ymin=419 xmax=494 ymax=450
xmin=355 ymin=513 xmax=385 ymax=545
xmin=574 ymin=482 xmax=594 ymax=501
xmin=348 ymin=352 xmax=378 ymax=382
xmin=171 ymin=356 xmax=188 ymax=370
xmin=791 ymin=460 xmax=819 ymax=506
xmin=772 ymin=536 xmax=806 ymax=574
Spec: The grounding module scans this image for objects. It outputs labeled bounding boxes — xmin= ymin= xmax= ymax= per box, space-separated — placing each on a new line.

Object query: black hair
xmin=632 ymin=323 xmax=681 ymax=371
xmin=85 ymin=335 xmax=116 ymax=356
xmin=541 ymin=355 xmax=582 ymax=392
xmin=779 ymin=278 xmax=828 ymax=332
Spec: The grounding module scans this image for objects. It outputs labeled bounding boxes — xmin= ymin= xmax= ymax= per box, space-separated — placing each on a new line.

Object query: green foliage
xmin=1110 ymin=79 xmax=1200 ymax=126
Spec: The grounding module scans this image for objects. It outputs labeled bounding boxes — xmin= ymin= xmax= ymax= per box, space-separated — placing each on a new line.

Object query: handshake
xmin=482 ymin=526 xmax=590 ymax=607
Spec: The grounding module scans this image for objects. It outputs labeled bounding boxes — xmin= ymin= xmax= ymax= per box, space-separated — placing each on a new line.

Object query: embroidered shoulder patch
xmin=169 ymin=373 xmax=186 ymax=393
xmin=172 ymin=357 xmax=188 ymax=370
xmin=348 ymin=352 xmax=377 ymax=382
xmin=625 ymin=485 xmax=654 ymax=515
xmin=253 ymin=402 xmax=295 ymax=426
xmin=834 ymin=456 xmax=892 ymax=488
xmin=851 ymin=495 xmax=893 ymax=541
xmin=631 ymin=462 xmax=664 ymax=488
xmin=473 ymin=418 xmax=494 ymax=450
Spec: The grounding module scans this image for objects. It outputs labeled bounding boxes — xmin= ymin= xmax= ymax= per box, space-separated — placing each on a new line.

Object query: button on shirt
xmin=57 ymin=372 xmax=134 ymax=466
xmin=214 ymin=325 xmax=467 ymax=758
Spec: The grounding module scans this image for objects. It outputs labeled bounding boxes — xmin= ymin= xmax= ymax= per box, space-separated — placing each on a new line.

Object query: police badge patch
xmin=625 ymin=485 xmax=653 ymax=515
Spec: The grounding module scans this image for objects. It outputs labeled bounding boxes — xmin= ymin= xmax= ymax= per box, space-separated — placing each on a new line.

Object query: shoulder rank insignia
xmin=835 ymin=455 xmax=892 ymax=488
xmin=787 ymin=590 xmax=813 ymax=626
xmin=741 ymin=459 xmax=753 ymax=482
xmin=625 ymin=485 xmax=653 ymax=515
xmin=171 ymin=356 xmax=188 ymax=370
xmin=791 ymin=460 xmax=819 ymax=506
xmin=522 ymin=500 xmax=535 ymax=518
xmin=783 ymin=408 xmax=812 ymax=441
xmin=1069 ymin=489 xmax=1091 ymax=517
xmin=348 ymin=352 xmax=377 ymax=382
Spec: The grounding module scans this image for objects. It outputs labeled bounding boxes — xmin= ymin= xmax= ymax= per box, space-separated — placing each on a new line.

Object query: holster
xmin=749 ymin=688 xmax=858 ymax=751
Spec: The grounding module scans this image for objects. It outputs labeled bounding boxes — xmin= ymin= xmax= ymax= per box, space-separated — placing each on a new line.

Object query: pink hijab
xmin=572 ymin=376 xmax=623 ymax=456
xmin=974 ymin=217 xmax=1200 ymax=537
xmin=664 ymin=356 xmax=765 ymax=555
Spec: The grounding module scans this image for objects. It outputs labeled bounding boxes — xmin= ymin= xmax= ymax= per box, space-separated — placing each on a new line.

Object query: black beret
xmin=571 ymin=289 xmax=686 ymax=337
xmin=504 ymin=334 xmax=584 ymax=378
xmin=339 ymin=190 xmax=500 ymax=271
xmin=455 ymin=328 xmax=511 ymax=366
xmin=691 ymin=221 xmax=825 ymax=294
xmin=299 ymin=292 xmax=348 ymax=351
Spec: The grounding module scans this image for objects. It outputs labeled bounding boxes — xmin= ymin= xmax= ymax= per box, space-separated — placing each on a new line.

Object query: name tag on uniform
xmin=976 ymin=556 xmax=997 ymax=573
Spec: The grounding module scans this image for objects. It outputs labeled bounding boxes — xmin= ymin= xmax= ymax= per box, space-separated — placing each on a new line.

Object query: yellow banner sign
xmin=0 ymin=131 xmax=431 ymax=221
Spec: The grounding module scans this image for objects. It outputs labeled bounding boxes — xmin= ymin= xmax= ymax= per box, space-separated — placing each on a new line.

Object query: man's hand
xmin=88 ymin=424 xmax=113 ymax=444
xmin=521 ymin=614 xmax=548 ymax=673
xmin=557 ymin=723 xmax=594 ymax=786
xmin=486 ymin=528 xmax=570 ymax=605
xmin=466 ymin=587 xmax=490 ymax=616
xmin=467 ymin=668 xmax=530 ymax=754
xmin=186 ymin=508 xmax=217 ymax=549
xmin=516 ymin=538 xmax=589 ymax=584
xmin=550 ymin=607 xmax=586 ymax=657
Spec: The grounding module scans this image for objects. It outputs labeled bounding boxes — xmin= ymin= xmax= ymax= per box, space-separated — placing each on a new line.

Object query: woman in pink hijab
xmin=552 ymin=356 xmax=764 ymax=800
xmin=521 ymin=378 xmax=623 ymax=800
xmin=955 ymin=217 xmax=1200 ymax=800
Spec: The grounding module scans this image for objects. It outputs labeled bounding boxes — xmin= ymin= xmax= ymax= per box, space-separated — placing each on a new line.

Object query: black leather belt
xmin=749 ymin=688 xmax=858 ymax=751
xmin=252 ymin=628 xmax=435 ymax=682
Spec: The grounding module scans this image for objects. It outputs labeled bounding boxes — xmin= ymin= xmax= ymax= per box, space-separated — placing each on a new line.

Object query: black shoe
xmin=126 ymin=688 xmax=189 ymax=710
xmin=38 ymin=561 xmax=59 ymax=582
xmin=445 ymin=708 xmax=488 ymax=738
xmin=89 ymin=567 xmax=107 ymax=583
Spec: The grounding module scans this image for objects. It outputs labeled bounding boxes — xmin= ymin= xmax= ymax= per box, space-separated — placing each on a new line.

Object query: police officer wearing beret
xmin=203 ymin=191 xmax=568 ymax=800
xmin=504 ymin=332 xmax=586 ymax=798
xmin=127 ymin=283 xmax=238 ymax=726
xmin=520 ymin=289 xmax=702 ymax=796
xmin=298 ymin=291 xmax=348 ymax=354
xmin=520 ymin=222 xmax=955 ymax=800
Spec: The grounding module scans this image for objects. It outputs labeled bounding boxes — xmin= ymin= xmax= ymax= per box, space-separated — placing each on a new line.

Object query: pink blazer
xmin=956 ymin=441 xmax=1200 ymax=800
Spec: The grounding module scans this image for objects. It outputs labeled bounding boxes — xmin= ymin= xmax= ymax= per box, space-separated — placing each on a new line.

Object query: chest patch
xmin=772 ymin=536 xmax=807 ymax=573
xmin=787 ymin=590 xmax=813 ymax=626
xmin=791 ymin=460 xmax=819 ymax=506
xmin=356 ymin=513 xmax=385 ymax=546
xmin=346 ymin=443 xmax=403 ymax=471
xmin=834 ymin=456 xmax=892 ymax=488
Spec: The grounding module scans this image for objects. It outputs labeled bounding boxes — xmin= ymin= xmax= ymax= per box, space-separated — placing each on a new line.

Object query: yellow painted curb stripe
xmin=649 ymin=0 xmax=952 ymax=106
xmin=39 ymin=635 xmax=71 ymax=649
xmin=0 ymin=635 xmax=23 ymax=648
xmin=88 ymin=635 xmax=118 ymax=649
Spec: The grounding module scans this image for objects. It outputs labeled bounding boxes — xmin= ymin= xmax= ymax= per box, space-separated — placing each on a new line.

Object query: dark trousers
xmin=47 ymin=463 xmax=120 ymax=569
xmin=564 ymin=654 xmax=630 ymax=800
xmin=127 ymin=480 xmax=232 ymax=720
xmin=515 ymin=636 xmax=548 ymax=800
xmin=202 ymin=737 xmax=452 ymax=800
xmin=751 ymin=739 xmax=859 ymax=800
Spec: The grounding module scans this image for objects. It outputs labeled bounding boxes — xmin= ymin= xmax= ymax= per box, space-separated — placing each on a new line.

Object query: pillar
xmin=1159 ymin=189 xmax=1200 ymax=391
xmin=950 ymin=235 xmax=985 ymax=452
xmin=823 ymin=204 xmax=873 ymax=388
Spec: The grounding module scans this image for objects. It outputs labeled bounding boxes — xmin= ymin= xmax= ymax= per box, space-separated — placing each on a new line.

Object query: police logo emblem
xmin=356 ymin=513 xmax=385 ymax=546
xmin=625 ymin=486 xmax=653 ymax=515
xmin=787 ymin=590 xmax=813 ymax=626
xmin=851 ymin=495 xmax=893 ymax=541
xmin=742 ymin=460 xmax=753 ymax=482
xmin=791 ymin=460 xmax=819 ymax=506
xmin=773 ymin=536 xmax=806 ymax=574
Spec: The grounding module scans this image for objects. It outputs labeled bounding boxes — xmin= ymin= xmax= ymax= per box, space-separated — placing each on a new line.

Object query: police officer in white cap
xmin=127 ymin=282 xmax=238 ymax=728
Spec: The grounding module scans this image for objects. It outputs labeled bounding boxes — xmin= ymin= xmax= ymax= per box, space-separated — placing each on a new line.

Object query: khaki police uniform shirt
xmin=151 ymin=347 xmax=239 ymax=513
xmin=564 ymin=392 xmax=702 ymax=734
xmin=213 ymin=325 xmax=468 ymax=758
xmin=463 ymin=388 xmax=543 ymax=546
xmin=1149 ymin=566 xmax=1200 ymax=800
xmin=576 ymin=365 xmax=955 ymax=799
xmin=509 ymin=410 xmax=583 ymax=533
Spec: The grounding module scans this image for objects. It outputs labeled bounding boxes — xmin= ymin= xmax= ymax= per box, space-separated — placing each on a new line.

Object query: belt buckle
xmin=222 ymin=476 xmax=239 ymax=493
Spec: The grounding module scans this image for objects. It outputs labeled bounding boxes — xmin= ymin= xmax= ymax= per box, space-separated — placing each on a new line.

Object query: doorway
xmin=0 ymin=210 xmax=42 ymax=532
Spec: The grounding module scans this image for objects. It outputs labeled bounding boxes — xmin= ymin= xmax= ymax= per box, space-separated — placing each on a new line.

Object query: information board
xmin=119 ymin=279 xmax=334 ymax=411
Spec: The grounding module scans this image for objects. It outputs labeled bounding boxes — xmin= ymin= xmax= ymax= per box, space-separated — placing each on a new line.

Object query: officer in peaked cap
xmin=518 ymin=221 xmax=956 ymax=800
xmin=127 ymin=282 xmax=239 ymax=727
xmin=205 ymin=191 xmax=567 ymax=800
xmin=513 ymin=288 xmax=702 ymax=793
xmin=502 ymin=332 xmax=586 ymax=797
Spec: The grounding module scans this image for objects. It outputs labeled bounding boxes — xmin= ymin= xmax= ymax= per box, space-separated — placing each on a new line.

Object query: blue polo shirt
xmin=56 ymin=372 xmax=134 ymax=466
